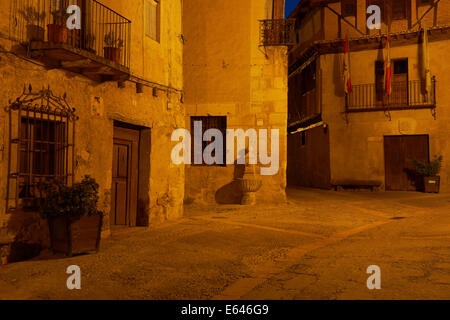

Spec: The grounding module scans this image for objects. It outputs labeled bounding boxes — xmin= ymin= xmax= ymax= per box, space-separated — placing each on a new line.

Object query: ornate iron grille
xmin=5 ymin=85 xmax=77 ymax=211
xmin=259 ymin=19 xmax=296 ymax=46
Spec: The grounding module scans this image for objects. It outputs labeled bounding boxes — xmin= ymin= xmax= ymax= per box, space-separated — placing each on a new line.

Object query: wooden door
xmin=111 ymin=127 xmax=139 ymax=226
xmin=384 ymin=135 xmax=429 ymax=191
xmin=392 ymin=59 xmax=408 ymax=106
xmin=375 ymin=61 xmax=385 ymax=105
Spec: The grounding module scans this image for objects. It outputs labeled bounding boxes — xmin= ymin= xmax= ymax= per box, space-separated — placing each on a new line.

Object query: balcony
xmin=346 ymin=78 xmax=436 ymax=112
xmin=12 ymin=0 xmax=131 ymax=82
xmin=259 ymin=19 xmax=296 ymax=47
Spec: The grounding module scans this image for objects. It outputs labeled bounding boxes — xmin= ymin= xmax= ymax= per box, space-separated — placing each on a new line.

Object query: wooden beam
xmin=325 ymin=5 xmax=365 ymax=36
xmin=61 ymin=59 xmax=92 ymax=69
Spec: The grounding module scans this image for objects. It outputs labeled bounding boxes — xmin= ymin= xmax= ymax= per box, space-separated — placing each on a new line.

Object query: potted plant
xmin=19 ymin=6 xmax=46 ymax=41
xmin=104 ymin=31 xmax=124 ymax=63
xmin=413 ymin=155 xmax=443 ymax=193
xmin=39 ymin=175 xmax=103 ymax=256
xmin=47 ymin=9 xmax=70 ymax=43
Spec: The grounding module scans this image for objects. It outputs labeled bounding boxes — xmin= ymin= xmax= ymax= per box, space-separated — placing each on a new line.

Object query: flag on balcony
xmin=343 ymin=34 xmax=352 ymax=94
xmin=423 ymin=27 xmax=432 ymax=97
xmin=384 ymin=32 xmax=392 ymax=96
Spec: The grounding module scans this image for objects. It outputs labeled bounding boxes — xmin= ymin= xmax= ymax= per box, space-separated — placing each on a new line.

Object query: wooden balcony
xmin=12 ymin=0 xmax=131 ymax=82
xmin=259 ymin=19 xmax=296 ymax=47
xmin=346 ymin=78 xmax=436 ymax=112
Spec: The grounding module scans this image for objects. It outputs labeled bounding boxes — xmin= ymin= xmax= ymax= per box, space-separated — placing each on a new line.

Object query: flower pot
xmin=47 ymin=24 xmax=68 ymax=43
xmin=423 ymin=176 xmax=440 ymax=193
xmin=104 ymin=47 xmax=122 ymax=63
xmin=48 ymin=213 xmax=103 ymax=256
xmin=26 ymin=24 xmax=45 ymax=41
xmin=237 ymin=165 xmax=262 ymax=205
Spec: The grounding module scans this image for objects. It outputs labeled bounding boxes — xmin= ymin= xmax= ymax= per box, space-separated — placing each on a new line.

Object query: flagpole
xmin=386 ymin=26 xmax=391 ymax=106
xmin=423 ymin=26 xmax=432 ymax=103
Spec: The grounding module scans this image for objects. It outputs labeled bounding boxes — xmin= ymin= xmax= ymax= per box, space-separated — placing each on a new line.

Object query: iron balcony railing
xmin=346 ymin=78 xmax=436 ymax=112
xmin=13 ymin=0 xmax=131 ymax=69
xmin=260 ymin=19 xmax=296 ymax=46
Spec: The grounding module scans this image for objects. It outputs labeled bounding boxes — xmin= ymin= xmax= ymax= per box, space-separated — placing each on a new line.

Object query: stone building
xmin=0 ymin=0 xmax=184 ymax=263
xmin=288 ymin=0 xmax=450 ymax=192
xmin=183 ymin=0 xmax=292 ymax=204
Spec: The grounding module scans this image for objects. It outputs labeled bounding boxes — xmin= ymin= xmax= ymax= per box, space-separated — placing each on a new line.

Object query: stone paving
xmin=0 ymin=187 xmax=449 ymax=299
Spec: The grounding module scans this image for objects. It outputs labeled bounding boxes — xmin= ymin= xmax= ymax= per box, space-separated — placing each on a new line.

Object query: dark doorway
xmin=111 ymin=126 xmax=140 ymax=226
xmin=384 ymin=135 xmax=429 ymax=191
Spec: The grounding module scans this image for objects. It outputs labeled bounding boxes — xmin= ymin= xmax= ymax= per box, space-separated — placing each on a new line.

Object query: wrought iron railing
xmin=346 ymin=78 xmax=436 ymax=112
xmin=12 ymin=0 xmax=131 ymax=69
xmin=259 ymin=19 xmax=296 ymax=46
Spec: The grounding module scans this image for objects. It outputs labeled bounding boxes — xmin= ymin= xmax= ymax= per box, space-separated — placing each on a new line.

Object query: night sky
xmin=285 ymin=0 xmax=301 ymax=17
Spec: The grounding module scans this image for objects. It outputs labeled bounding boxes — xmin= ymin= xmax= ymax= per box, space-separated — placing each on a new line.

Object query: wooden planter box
xmin=48 ymin=213 xmax=103 ymax=256
xmin=47 ymin=24 xmax=68 ymax=44
xmin=423 ymin=176 xmax=440 ymax=193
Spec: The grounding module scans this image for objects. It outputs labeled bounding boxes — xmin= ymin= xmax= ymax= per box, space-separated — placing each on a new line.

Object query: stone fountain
xmin=237 ymin=164 xmax=262 ymax=205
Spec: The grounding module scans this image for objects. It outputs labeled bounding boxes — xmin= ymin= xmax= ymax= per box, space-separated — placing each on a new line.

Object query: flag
xmin=343 ymin=34 xmax=352 ymax=94
xmin=423 ymin=27 xmax=432 ymax=98
xmin=384 ymin=32 xmax=392 ymax=96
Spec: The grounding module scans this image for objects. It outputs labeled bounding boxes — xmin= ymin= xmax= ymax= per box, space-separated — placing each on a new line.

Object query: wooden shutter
xmin=375 ymin=61 xmax=385 ymax=103
xmin=146 ymin=0 xmax=159 ymax=40
xmin=190 ymin=116 xmax=226 ymax=166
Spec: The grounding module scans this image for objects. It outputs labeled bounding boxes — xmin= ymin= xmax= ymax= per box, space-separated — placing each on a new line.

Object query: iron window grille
xmin=5 ymin=85 xmax=77 ymax=211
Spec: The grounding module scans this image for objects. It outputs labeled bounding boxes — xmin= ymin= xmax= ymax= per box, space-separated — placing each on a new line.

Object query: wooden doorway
xmin=384 ymin=135 xmax=429 ymax=191
xmin=392 ymin=59 xmax=408 ymax=106
xmin=111 ymin=126 xmax=139 ymax=226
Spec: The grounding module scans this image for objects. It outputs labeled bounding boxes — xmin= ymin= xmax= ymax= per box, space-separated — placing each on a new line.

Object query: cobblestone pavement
xmin=1 ymin=187 xmax=449 ymax=299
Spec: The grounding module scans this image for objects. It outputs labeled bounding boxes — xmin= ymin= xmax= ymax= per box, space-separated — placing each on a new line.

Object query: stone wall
xmin=183 ymin=0 xmax=288 ymax=205
xmin=0 ymin=0 xmax=184 ymax=264
xmin=320 ymin=38 xmax=450 ymax=192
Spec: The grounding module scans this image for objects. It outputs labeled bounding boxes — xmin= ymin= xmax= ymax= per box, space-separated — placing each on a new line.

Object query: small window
xmin=392 ymin=0 xmax=407 ymax=20
xmin=301 ymin=131 xmax=306 ymax=146
xmin=145 ymin=0 xmax=160 ymax=42
xmin=341 ymin=0 xmax=356 ymax=17
xmin=190 ymin=116 xmax=227 ymax=166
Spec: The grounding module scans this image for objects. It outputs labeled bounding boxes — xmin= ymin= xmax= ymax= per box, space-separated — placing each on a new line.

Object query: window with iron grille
xmin=341 ymin=0 xmax=356 ymax=17
xmin=190 ymin=116 xmax=227 ymax=166
xmin=6 ymin=87 xmax=76 ymax=211
xmin=145 ymin=0 xmax=160 ymax=42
